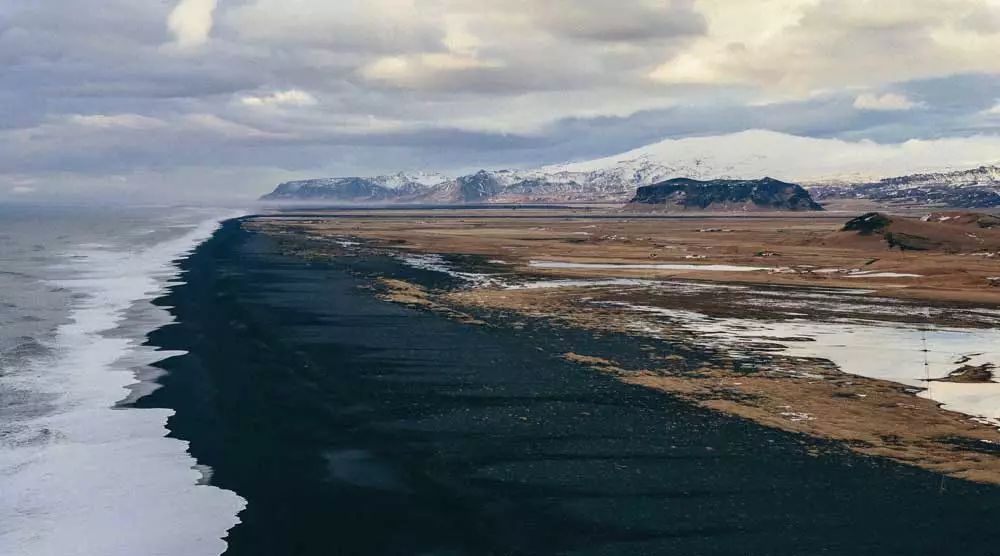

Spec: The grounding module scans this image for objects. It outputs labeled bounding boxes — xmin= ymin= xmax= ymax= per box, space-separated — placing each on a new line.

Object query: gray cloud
xmin=4 ymin=0 xmax=1000 ymax=200
xmin=531 ymin=0 xmax=706 ymax=42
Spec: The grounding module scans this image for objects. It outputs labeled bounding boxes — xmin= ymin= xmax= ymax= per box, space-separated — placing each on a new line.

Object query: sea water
xmin=0 ymin=203 xmax=246 ymax=556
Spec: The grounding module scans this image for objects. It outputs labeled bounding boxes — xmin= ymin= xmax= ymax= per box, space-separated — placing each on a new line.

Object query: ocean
xmin=5 ymin=204 xmax=1000 ymax=555
xmin=0 ymin=203 xmax=246 ymax=556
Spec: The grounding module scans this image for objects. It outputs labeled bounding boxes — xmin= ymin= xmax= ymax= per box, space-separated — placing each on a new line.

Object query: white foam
xmin=0 ymin=210 xmax=247 ymax=556
xmin=529 ymin=260 xmax=770 ymax=272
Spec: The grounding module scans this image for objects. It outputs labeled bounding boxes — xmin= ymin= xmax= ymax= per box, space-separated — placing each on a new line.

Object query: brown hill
xmin=827 ymin=212 xmax=1000 ymax=252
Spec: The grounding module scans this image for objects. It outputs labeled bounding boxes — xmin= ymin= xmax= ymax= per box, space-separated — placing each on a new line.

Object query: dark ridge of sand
xmin=138 ymin=220 xmax=1000 ymax=556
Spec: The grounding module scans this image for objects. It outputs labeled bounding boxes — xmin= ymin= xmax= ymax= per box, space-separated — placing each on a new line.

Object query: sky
xmin=5 ymin=0 xmax=1000 ymax=200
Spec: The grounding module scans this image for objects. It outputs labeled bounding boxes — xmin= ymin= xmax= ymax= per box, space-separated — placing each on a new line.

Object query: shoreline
xmin=138 ymin=218 xmax=1000 ymax=554
xmin=246 ymin=210 xmax=1000 ymax=485
xmin=0 ymin=208 xmax=246 ymax=556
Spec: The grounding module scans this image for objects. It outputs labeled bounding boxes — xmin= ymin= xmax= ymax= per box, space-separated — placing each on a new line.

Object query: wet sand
xmin=140 ymin=219 xmax=1000 ymax=555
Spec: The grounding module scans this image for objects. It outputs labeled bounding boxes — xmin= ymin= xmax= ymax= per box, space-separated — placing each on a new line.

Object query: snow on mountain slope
xmin=876 ymin=166 xmax=1000 ymax=188
xmin=261 ymin=131 xmax=1000 ymax=204
xmin=548 ymin=130 xmax=1000 ymax=183
xmin=373 ymin=171 xmax=451 ymax=188
xmin=810 ymin=165 xmax=1000 ymax=208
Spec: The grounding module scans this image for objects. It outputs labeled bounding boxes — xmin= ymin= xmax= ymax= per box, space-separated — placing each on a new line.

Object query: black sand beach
xmin=139 ymin=220 xmax=1000 ymax=555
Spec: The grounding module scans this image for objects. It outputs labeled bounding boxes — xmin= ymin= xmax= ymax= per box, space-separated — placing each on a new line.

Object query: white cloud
xmin=181 ymin=114 xmax=288 ymax=139
xmin=240 ymin=89 xmax=318 ymax=107
xmin=167 ymin=0 xmax=218 ymax=49
xmin=984 ymin=100 xmax=1000 ymax=115
xmin=650 ymin=0 xmax=1000 ymax=94
xmin=68 ymin=114 xmax=167 ymax=129
xmin=648 ymin=52 xmax=734 ymax=84
xmin=360 ymin=53 xmax=503 ymax=88
xmin=853 ymin=92 xmax=923 ymax=111
xmin=9 ymin=186 xmax=37 ymax=194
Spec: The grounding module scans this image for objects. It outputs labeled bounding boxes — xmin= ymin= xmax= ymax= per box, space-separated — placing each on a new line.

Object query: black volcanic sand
xmin=139 ymin=220 xmax=1000 ymax=555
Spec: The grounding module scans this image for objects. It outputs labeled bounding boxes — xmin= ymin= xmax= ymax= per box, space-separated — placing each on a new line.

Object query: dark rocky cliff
xmin=629 ymin=177 xmax=823 ymax=211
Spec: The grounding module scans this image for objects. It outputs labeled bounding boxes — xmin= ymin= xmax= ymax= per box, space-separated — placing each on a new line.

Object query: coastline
xmin=0 ymin=208 xmax=246 ymax=556
xmin=246 ymin=209 xmax=1000 ymax=484
xmin=141 ymin=218 xmax=1000 ymax=554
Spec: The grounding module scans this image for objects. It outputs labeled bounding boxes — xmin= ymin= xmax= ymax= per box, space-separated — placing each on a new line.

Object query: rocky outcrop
xmin=931 ymin=364 xmax=995 ymax=384
xmin=627 ymin=177 xmax=823 ymax=211
xmin=842 ymin=212 xmax=893 ymax=235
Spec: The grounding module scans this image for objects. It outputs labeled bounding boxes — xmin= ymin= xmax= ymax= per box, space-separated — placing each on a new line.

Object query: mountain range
xmin=808 ymin=166 xmax=1000 ymax=208
xmin=260 ymin=130 xmax=1000 ymax=207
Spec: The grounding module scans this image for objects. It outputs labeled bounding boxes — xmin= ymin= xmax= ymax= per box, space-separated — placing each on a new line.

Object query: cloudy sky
xmin=5 ymin=0 xmax=1000 ymax=200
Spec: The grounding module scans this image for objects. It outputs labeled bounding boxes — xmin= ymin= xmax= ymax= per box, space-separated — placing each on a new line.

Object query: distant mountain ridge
xmin=808 ymin=166 xmax=1000 ymax=208
xmin=260 ymin=130 xmax=1000 ymax=206
xmin=258 ymin=144 xmax=798 ymax=205
xmin=260 ymin=166 xmax=679 ymax=204
xmin=627 ymin=177 xmax=822 ymax=212
xmin=261 ymin=172 xmax=450 ymax=202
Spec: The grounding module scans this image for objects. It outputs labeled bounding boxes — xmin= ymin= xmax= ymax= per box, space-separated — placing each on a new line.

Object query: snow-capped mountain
xmin=375 ymin=171 xmax=451 ymax=188
xmin=877 ymin=166 xmax=1000 ymax=188
xmin=260 ymin=159 xmax=732 ymax=204
xmin=809 ymin=166 xmax=1000 ymax=208
xmin=261 ymin=172 xmax=451 ymax=201
xmin=260 ymin=130 xmax=1000 ymax=205
xmin=548 ymin=130 xmax=1000 ymax=183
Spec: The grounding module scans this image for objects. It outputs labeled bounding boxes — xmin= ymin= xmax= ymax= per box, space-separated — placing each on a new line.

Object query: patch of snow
xmin=506 ymin=278 xmax=661 ymax=290
xmin=528 ymin=260 xmax=770 ymax=272
xmin=397 ymin=253 xmax=503 ymax=288
xmin=596 ymin=299 xmax=1000 ymax=425
xmin=845 ymin=271 xmax=923 ymax=278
